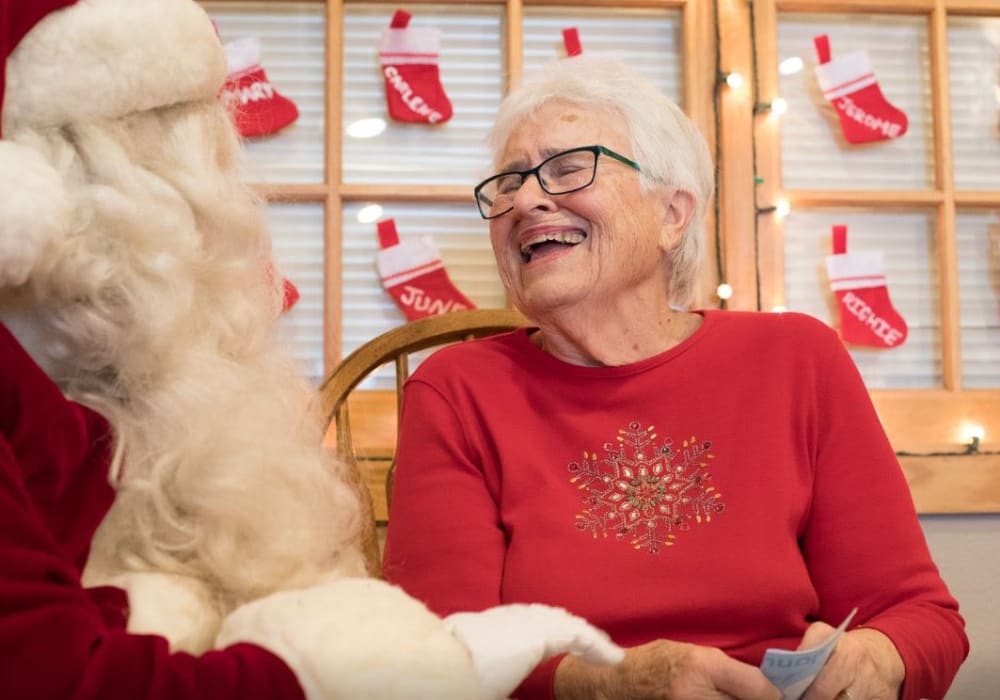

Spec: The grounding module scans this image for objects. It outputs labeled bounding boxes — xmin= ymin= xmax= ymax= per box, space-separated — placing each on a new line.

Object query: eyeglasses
xmin=473 ymin=145 xmax=642 ymax=220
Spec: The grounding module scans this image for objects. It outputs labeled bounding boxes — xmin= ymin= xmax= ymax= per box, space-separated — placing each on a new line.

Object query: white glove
xmin=216 ymin=577 xmax=485 ymax=700
xmin=445 ymin=603 xmax=625 ymax=700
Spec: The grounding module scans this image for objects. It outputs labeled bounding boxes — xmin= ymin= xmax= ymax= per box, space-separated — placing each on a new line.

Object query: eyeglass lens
xmin=477 ymin=148 xmax=597 ymax=218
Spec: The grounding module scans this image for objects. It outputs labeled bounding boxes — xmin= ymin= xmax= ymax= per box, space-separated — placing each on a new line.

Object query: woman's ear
xmin=657 ymin=188 xmax=696 ymax=252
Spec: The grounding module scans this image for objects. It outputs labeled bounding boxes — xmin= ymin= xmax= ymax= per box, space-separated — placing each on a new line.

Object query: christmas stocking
xmin=375 ymin=219 xmax=474 ymax=320
xmin=221 ymin=37 xmax=299 ymax=138
xmin=379 ymin=9 xmax=453 ymax=125
xmin=813 ymin=35 xmax=907 ymax=145
xmin=562 ymin=27 xmax=583 ymax=57
xmin=825 ymin=225 xmax=908 ymax=348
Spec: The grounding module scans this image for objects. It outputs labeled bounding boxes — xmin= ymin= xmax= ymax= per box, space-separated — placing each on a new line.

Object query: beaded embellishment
xmin=568 ymin=421 xmax=726 ymax=554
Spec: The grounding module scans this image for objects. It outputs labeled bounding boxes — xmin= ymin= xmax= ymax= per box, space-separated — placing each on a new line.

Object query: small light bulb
xmin=725 ymin=72 xmax=745 ymax=89
xmin=770 ymin=98 xmax=788 ymax=116
xmin=347 ymin=117 xmax=387 ymax=139
xmin=962 ymin=424 xmax=986 ymax=442
xmin=778 ymin=57 xmax=804 ymax=76
xmin=717 ymin=283 xmax=733 ymax=300
xmin=775 ymin=199 xmax=791 ymax=218
xmin=357 ymin=204 xmax=384 ymax=224
xmin=771 ymin=305 xmax=786 ymax=313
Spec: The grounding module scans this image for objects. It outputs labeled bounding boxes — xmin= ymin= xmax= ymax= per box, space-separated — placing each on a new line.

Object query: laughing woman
xmin=383 ymin=56 xmax=967 ymax=700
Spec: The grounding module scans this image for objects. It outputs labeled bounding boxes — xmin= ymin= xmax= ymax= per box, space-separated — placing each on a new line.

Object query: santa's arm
xmin=0 ymin=325 xmax=307 ymax=699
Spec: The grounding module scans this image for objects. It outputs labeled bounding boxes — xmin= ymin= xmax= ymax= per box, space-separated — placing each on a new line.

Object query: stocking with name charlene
xmin=825 ymin=225 xmax=908 ymax=349
xmin=379 ymin=9 xmax=452 ymax=125
xmin=375 ymin=219 xmax=475 ymax=321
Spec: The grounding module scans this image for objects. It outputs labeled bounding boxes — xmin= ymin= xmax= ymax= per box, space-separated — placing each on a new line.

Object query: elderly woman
xmin=382 ymin=56 xmax=968 ymax=700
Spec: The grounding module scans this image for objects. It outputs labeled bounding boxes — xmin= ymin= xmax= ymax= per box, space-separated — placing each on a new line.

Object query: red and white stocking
xmin=562 ymin=27 xmax=583 ymax=57
xmin=221 ymin=37 xmax=299 ymax=138
xmin=825 ymin=225 xmax=907 ymax=349
xmin=376 ymin=219 xmax=474 ymax=320
xmin=813 ymin=35 xmax=907 ymax=145
xmin=379 ymin=9 xmax=453 ymax=125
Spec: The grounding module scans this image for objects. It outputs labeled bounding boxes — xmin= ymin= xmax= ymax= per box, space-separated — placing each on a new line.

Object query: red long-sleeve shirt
xmin=0 ymin=323 xmax=304 ymax=699
xmin=384 ymin=310 xmax=968 ymax=700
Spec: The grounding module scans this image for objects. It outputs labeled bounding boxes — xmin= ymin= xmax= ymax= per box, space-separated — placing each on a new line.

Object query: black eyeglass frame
xmin=473 ymin=145 xmax=642 ymax=220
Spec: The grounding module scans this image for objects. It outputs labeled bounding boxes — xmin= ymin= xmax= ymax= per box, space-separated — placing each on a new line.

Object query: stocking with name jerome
xmin=375 ymin=219 xmax=475 ymax=320
xmin=825 ymin=224 xmax=907 ymax=348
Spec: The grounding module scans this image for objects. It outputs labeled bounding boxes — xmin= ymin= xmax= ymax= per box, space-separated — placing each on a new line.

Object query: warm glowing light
xmin=725 ymin=72 xmax=745 ymax=89
xmin=775 ymin=199 xmax=791 ymax=218
xmin=962 ymin=423 xmax=986 ymax=442
xmin=779 ymin=57 xmax=804 ymax=76
xmin=346 ymin=117 xmax=387 ymax=139
xmin=770 ymin=98 xmax=788 ymax=116
xmin=357 ymin=204 xmax=384 ymax=224
xmin=716 ymin=283 xmax=734 ymax=300
xmin=771 ymin=305 xmax=787 ymax=313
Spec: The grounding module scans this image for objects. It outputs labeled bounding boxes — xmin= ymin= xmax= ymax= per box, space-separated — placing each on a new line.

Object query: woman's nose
xmin=511 ymin=174 xmax=556 ymax=214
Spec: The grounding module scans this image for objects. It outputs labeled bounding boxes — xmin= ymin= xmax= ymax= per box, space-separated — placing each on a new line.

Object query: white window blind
xmin=342 ymin=5 xmax=503 ymax=185
xmin=522 ymin=7 xmax=683 ymax=104
xmin=342 ymin=202 xmax=506 ymax=390
xmin=776 ymin=14 xmax=933 ymax=190
xmin=203 ymin=3 xmax=326 ymax=183
xmin=267 ymin=203 xmax=326 ymax=382
xmin=956 ymin=210 xmax=1000 ymax=388
xmin=782 ymin=210 xmax=941 ymax=389
xmin=948 ymin=17 xmax=1000 ymax=191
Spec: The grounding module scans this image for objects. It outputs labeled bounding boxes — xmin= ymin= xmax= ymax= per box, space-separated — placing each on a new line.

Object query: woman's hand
xmin=799 ymin=625 xmax=905 ymax=700
xmin=554 ymin=639 xmax=782 ymax=700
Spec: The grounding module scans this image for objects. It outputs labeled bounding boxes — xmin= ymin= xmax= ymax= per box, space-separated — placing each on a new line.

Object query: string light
xmin=716 ymin=283 xmax=734 ymax=300
xmin=720 ymin=71 xmax=745 ymax=89
xmin=771 ymin=305 xmax=786 ymax=313
xmin=754 ymin=97 xmax=787 ymax=116
xmin=775 ymin=198 xmax=791 ymax=217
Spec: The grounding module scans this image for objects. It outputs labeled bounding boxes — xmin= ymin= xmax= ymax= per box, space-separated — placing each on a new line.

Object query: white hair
xmin=488 ymin=55 xmax=715 ymax=308
xmin=2 ymin=98 xmax=365 ymax=609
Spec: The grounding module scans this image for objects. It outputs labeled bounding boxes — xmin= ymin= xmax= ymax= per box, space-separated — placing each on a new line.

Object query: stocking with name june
xmin=825 ymin=224 xmax=908 ymax=349
xmin=375 ymin=219 xmax=474 ymax=320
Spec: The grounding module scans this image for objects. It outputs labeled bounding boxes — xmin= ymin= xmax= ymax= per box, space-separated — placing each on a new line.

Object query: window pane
xmin=267 ymin=203 xmax=325 ymax=383
xmin=342 ymin=5 xmax=503 ymax=185
xmin=783 ymin=210 xmax=941 ymax=388
xmin=522 ymin=7 xmax=683 ymax=105
xmin=204 ymin=2 xmax=326 ymax=184
xmin=776 ymin=14 xmax=932 ymax=190
xmin=342 ymin=203 xmax=506 ymax=389
xmin=957 ymin=210 xmax=1000 ymax=388
xmin=948 ymin=17 xmax=1000 ymax=190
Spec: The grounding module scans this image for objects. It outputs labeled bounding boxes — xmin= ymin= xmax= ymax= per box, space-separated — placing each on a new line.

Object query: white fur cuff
xmin=2 ymin=0 xmax=227 ymax=133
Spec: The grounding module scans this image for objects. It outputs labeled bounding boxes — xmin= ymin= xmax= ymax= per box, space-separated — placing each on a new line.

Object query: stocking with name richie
xmin=825 ymin=225 xmax=908 ymax=349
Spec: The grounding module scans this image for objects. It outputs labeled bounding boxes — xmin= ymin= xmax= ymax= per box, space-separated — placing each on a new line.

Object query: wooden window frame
xmin=207 ymin=0 xmax=1000 ymax=513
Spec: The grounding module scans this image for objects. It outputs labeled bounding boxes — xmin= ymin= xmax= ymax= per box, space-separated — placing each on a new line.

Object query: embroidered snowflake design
xmin=568 ymin=421 xmax=725 ymax=554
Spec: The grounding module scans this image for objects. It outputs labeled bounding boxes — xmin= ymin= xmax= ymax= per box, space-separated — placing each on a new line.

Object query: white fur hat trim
xmin=0 ymin=140 xmax=71 ymax=287
xmin=2 ymin=0 xmax=227 ymax=133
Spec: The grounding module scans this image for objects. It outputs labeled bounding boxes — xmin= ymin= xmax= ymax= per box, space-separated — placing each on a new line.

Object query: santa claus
xmin=0 ymin=1 xmax=622 ymax=697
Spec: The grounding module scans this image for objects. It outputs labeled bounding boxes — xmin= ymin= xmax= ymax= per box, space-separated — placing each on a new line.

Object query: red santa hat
xmin=0 ymin=0 xmax=227 ymax=287
xmin=1 ymin=0 xmax=226 ymax=136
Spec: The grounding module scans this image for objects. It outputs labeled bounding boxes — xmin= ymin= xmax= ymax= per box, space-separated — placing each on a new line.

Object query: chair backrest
xmin=319 ymin=308 xmax=531 ymax=576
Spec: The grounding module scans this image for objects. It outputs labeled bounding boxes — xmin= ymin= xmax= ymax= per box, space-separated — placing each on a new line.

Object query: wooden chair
xmin=319 ymin=308 xmax=531 ymax=576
